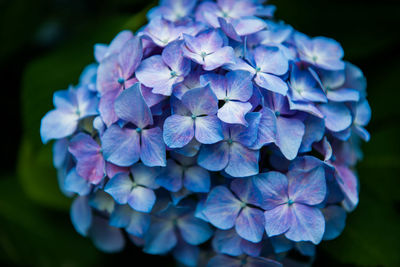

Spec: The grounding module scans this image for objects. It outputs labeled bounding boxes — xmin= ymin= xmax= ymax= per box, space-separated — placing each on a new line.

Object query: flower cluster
xmin=40 ymin=0 xmax=371 ymax=266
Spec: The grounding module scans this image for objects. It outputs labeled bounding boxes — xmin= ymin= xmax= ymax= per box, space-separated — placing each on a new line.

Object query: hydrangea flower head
xmin=41 ymin=0 xmax=371 ymax=265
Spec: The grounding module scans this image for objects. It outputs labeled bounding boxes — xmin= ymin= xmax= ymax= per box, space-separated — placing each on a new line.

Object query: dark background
xmin=0 ymin=0 xmax=399 ymax=266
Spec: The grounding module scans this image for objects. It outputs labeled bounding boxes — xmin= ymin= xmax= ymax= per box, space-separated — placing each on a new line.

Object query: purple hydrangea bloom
xmin=41 ymin=0 xmax=370 ymax=265
xmin=182 ymin=29 xmax=236 ymax=70
xmin=136 ymin=40 xmax=190 ymax=96
xmin=203 ymin=179 xmax=264 ymax=243
xmin=163 ymin=85 xmax=223 ymax=148
xmin=41 ymin=86 xmax=98 ymax=143
xmin=254 ymin=166 xmax=326 ymax=244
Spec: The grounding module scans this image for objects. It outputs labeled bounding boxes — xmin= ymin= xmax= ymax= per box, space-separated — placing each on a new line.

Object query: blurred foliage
xmin=0 ymin=0 xmax=398 ymax=266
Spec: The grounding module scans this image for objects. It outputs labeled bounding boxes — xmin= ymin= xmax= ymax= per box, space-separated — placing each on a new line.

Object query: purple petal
xmin=156 ymin=159 xmax=183 ymax=192
xmin=136 ymin=55 xmax=175 ymax=95
xmin=200 ymin=72 xmax=227 ymax=100
xmin=96 ymin=54 xmax=122 ymax=95
xmin=218 ymin=101 xmax=253 ymax=126
xmin=126 ymin=210 xmax=151 ymax=237
xmin=99 ymin=89 xmax=121 ymax=127
xmin=182 ymin=85 xmax=219 ymax=116
xmin=91 ymin=216 xmax=126 ymax=253
xmin=226 ymin=70 xmax=254 ymax=101
xmin=194 ymin=115 xmax=224 ymax=144
xmin=204 ymin=46 xmax=236 ymax=71
xmin=71 ymin=196 xmax=92 ymax=236
xmin=299 ymin=116 xmax=325 ymax=153
xmin=334 ymin=165 xmax=359 ymax=211
xmin=235 ymin=207 xmax=265 ymax=243
xmin=327 ymin=88 xmax=359 ymax=102
xmin=163 ymin=114 xmax=195 ymax=148
xmin=251 ymin=108 xmax=276 ymax=149
xmin=254 ymin=46 xmax=288 ymax=76
xmin=225 ymin=143 xmax=259 ymax=178
xmin=275 ymin=116 xmax=305 ymax=160
xmin=322 ymin=205 xmax=347 ymax=240
xmin=140 ymin=127 xmax=166 ymax=167
xmin=131 ymin=163 xmax=161 ymax=189
xmin=183 ymin=166 xmax=211 ymax=193
xmin=318 ymin=102 xmax=352 ymax=132
xmin=104 ymin=173 xmax=133 ymax=204
xmin=198 ymin=142 xmax=230 ymax=172
xmin=230 ymin=178 xmax=262 ymax=206
xmin=233 ymin=17 xmax=267 ymax=36
xmin=212 ymin=229 xmax=243 ymax=256
xmin=203 ymin=186 xmax=242 ymax=230
xmin=127 ymin=186 xmax=156 ymax=213
xmin=41 ymin=109 xmax=78 ymax=143
xmin=69 ymin=133 xmax=105 ymax=184
xmin=144 ymin=221 xmax=177 ymax=254
xmin=178 ymin=214 xmax=213 ymax=245
xmin=264 ymin=204 xmax=292 ymax=237
xmin=354 ymin=99 xmax=371 ymax=126
xmin=64 ymin=168 xmax=92 ymax=196
xmin=255 ymin=72 xmax=288 ymax=95
xmin=118 ymin=36 xmax=143 ymax=79
xmin=106 ymin=30 xmax=134 ymax=59
xmin=287 ymin=166 xmax=326 ymax=206
xmin=101 ymin=125 xmax=140 ymax=167
xmin=230 ymin=112 xmax=261 ymax=147
xmin=162 ymin=40 xmax=191 ymax=75
xmin=114 ymin=83 xmax=153 ymax=128
xmin=253 ymin=172 xmax=288 ymax=210
xmin=219 ymin=17 xmax=242 ymax=42
xmin=285 ymin=204 xmax=325 ymax=244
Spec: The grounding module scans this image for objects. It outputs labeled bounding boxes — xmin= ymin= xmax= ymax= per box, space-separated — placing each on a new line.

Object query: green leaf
xmin=0 ymin=176 xmax=102 ymax=267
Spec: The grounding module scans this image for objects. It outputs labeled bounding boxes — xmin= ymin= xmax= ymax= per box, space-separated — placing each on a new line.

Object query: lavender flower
xmin=40 ymin=0 xmax=371 ymax=265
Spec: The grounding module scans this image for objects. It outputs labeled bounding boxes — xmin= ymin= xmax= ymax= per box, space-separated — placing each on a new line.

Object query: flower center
xmin=288 ymin=199 xmax=294 ymax=206
xmin=275 ymin=111 xmax=281 ymax=117
xmin=136 ymin=128 xmax=142 ymax=133
xmin=312 ymin=55 xmax=318 ymax=62
xmin=200 ymin=52 xmax=207 ymax=59
xmin=191 ymin=114 xmax=197 ymax=120
xmin=255 ymin=67 xmax=262 ymax=73
xmin=227 ymin=138 xmax=233 ymax=145
xmin=118 ymin=77 xmax=125 ymax=84
xmin=240 ymin=202 xmax=247 ymax=209
xmin=170 ymin=70 xmax=178 ymax=78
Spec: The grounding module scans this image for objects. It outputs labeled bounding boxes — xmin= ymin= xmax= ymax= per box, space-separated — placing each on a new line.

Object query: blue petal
xmin=318 ymin=102 xmax=352 ymax=132
xmin=225 ymin=143 xmax=259 ymax=178
xmin=70 ymin=196 xmax=92 ymax=236
xmin=194 ymin=115 xmax=224 ymax=144
xmin=101 ymin=124 xmax=140 ymax=167
xmin=173 ymin=240 xmax=200 ymax=267
xmin=182 ymin=85 xmax=219 ymax=116
xmin=322 ymin=205 xmax=347 ymax=240
xmin=178 ymin=213 xmax=213 ymax=245
xmin=235 ymin=207 xmax=265 ymax=243
xmin=104 ymin=173 xmax=133 ymax=204
xmin=40 ymin=109 xmax=78 ymax=143
xmin=144 ymin=221 xmax=177 ymax=254
xmin=163 ymin=114 xmax=195 ymax=148
xmin=64 ymin=168 xmax=92 ymax=196
xmin=131 ymin=163 xmax=161 ymax=189
xmin=275 ymin=116 xmax=305 ymax=160
xmin=183 ymin=166 xmax=211 ymax=193
xmin=140 ymin=127 xmax=167 ymax=167
xmin=284 ymin=204 xmax=325 ymax=245
xmin=126 ymin=209 xmax=151 ymax=237
xmin=127 ymin=186 xmax=156 ymax=213
xmin=203 ymin=186 xmax=242 ymax=230
xmin=212 ymin=229 xmax=243 ymax=256
xmin=114 ymin=83 xmax=153 ymax=128
xmin=198 ymin=142 xmax=230 ymax=172
xmin=156 ymin=159 xmax=183 ymax=192
xmin=90 ymin=216 xmax=126 ymax=253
